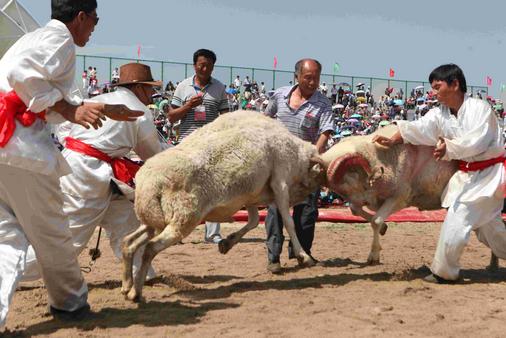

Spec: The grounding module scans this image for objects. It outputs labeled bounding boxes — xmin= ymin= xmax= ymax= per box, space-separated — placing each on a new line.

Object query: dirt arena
xmin=3 ymin=221 xmax=506 ymax=337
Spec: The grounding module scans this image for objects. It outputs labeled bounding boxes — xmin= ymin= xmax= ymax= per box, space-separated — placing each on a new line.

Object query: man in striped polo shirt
xmin=264 ymin=58 xmax=334 ymax=273
xmin=169 ymin=49 xmax=228 ymax=243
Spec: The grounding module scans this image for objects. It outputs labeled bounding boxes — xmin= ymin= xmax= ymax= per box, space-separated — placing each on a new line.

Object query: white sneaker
xmin=204 ymin=235 xmax=223 ymax=244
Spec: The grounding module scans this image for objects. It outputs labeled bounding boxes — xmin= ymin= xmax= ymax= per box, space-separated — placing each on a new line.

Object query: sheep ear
xmin=368 ymin=166 xmax=384 ymax=186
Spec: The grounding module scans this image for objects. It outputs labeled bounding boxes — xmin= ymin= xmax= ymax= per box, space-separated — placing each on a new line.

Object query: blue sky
xmin=19 ymin=0 xmax=506 ymax=98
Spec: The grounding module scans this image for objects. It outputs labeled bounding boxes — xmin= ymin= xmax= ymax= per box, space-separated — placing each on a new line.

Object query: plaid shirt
xmin=265 ymin=85 xmax=334 ymax=144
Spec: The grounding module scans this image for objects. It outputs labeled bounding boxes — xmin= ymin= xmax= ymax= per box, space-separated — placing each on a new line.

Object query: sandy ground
xmin=3 ymin=221 xmax=506 ymax=337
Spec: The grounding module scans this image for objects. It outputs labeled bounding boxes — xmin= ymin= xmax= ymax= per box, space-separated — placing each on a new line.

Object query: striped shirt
xmin=265 ymin=85 xmax=334 ymax=144
xmin=171 ymin=76 xmax=228 ymax=140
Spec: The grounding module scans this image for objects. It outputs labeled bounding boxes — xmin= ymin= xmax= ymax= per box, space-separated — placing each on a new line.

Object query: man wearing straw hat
xmin=0 ymin=0 xmax=144 ymax=325
xmin=21 ymin=62 xmax=165 ymax=286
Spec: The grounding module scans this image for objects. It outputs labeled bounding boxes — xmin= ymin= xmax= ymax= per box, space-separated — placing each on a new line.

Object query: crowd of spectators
xmin=78 ymin=69 xmax=504 ymax=156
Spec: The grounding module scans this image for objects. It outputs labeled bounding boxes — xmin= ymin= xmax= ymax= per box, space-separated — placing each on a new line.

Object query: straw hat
xmin=112 ymin=63 xmax=162 ymax=87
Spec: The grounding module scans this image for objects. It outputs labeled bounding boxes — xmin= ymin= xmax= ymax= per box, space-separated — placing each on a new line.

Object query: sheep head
xmin=326 ymin=153 xmax=373 ymax=197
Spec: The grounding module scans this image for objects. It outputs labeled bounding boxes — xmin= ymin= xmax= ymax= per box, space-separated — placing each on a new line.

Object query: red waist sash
xmin=458 ymin=156 xmax=506 ymax=172
xmin=0 ymin=91 xmax=46 ymax=147
xmin=65 ymin=137 xmax=141 ymax=188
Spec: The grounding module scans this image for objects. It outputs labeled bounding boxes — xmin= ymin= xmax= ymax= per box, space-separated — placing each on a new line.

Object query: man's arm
xmin=50 ymin=100 xmax=144 ymax=130
xmin=372 ymin=130 xmax=404 ymax=147
xmin=168 ymin=94 xmax=203 ymax=123
xmin=316 ymin=130 xmax=332 ymax=154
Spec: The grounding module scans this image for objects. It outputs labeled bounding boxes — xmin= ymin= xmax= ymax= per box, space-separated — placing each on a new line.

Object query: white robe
xmin=22 ymin=87 xmax=164 ymax=281
xmin=0 ymin=20 xmax=87 ymax=327
xmin=397 ymin=96 xmax=506 ymax=280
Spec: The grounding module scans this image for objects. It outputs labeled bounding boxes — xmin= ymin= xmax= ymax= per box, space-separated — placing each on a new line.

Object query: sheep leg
xmin=487 ymin=252 xmax=499 ymax=272
xmin=127 ymin=226 xmax=183 ymax=302
xmin=368 ymin=198 xmax=403 ymax=265
xmin=121 ymin=224 xmax=154 ymax=295
xmin=271 ymin=180 xmax=314 ymax=267
xmin=350 ymin=204 xmax=388 ymax=236
xmin=219 ymin=207 xmax=259 ymax=254
xmin=350 ymin=205 xmax=388 ymax=236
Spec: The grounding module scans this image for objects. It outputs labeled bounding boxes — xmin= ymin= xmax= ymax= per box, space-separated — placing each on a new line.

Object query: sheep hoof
xmin=218 ymin=239 xmax=231 ymax=254
xmin=487 ymin=253 xmax=499 ymax=272
xmin=126 ymin=288 xmax=143 ymax=303
xmin=120 ymin=285 xmax=131 ymax=295
xmin=379 ymin=223 xmax=388 ymax=236
xmin=297 ymin=255 xmax=316 ymax=267
xmin=367 ymin=252 xmax=380 ymax=265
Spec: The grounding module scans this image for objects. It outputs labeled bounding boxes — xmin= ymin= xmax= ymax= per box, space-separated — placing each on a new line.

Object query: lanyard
xmin=192 ymin=76 xmax=210 ymax=96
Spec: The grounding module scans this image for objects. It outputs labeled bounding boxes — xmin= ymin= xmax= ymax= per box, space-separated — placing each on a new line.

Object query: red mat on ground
xmin=232 ymin=207 xmax=506 ymax=223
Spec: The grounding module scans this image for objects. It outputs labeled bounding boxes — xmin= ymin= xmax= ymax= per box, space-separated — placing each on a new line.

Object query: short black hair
xmin=294 ymin=59 xmax=322 ymax=75
xmin=51 ymin=0 xmax=97 ymax=23
xmin=193 ymin=49 xmax=217 ymax=65
xmin=428 ymin=64 xmax=467 ymax=93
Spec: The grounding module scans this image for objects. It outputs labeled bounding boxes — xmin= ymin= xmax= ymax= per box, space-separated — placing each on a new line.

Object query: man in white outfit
xmin=22 ymin=63 xmax=164 ymax=283
xmin=373 ymin=64 xmax=506 ymax=283
xmin=0 ymin=0 xmax=143 ymax=326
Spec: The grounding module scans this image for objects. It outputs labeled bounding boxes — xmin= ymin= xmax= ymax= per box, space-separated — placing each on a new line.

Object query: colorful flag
xmin=273 ymin=56 xmax=278 ymax=69
xmin=333 ymin=62 xmax=340 ymax=74
xmin=389 ymin=68 xmax=395 ymax=78
xmin=486 ymin=76 xmax=492 ymax=87
xmin=137 ymin=44 xmax=141 ymax=59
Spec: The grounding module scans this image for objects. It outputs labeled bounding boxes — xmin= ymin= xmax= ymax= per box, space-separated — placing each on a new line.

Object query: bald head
xmin=294 ymin=58 xmax=321 ymax=96
xmin=294 ymin=59 xmax=322 ymax=76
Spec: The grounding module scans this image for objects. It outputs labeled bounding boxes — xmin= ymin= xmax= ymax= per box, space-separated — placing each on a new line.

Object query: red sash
xmin=65 ymin=137 xmax=141 ymax=188
xmin=458 ymin=156 xmax=506 ymax=172
xmin=458 ymin=156 xmax=506 ymax=197
xmin=0 ymin=91 xmax=46 ymax=147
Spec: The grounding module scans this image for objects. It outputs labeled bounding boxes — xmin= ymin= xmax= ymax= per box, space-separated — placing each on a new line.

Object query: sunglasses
xmin=85 ymin=12 xmax=99 ymax=25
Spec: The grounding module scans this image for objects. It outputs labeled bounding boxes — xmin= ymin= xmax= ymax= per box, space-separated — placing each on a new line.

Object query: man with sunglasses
xmin=0 ymin=0 xmax=143 ymax=326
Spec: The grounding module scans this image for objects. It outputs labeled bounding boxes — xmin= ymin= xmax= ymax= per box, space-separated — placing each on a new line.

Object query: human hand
xmin=71 ymin=102 xmax=107 ymax=129
xmin=102 ymin=103 xmax=144 ymax=122
xmin=372 ymin=135 xmax=395 ymax=147
xmin=433 ymin=137 xmax=446 ymax=161
xmin=185 ymin=94 xmax=204 ymax=109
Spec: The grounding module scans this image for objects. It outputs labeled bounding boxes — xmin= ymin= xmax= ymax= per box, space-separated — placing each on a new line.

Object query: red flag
xmin=389 ymin=68 xmax=395 ymax=78
xmin=137 ymin=44 xmax=141 ymax=59
xmin=486 ymin=76 xmax=492 ymax=87
xmin=273 ymin=56 xmax=278 ymax=69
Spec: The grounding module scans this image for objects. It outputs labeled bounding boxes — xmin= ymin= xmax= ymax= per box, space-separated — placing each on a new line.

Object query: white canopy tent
xmin=0 ymin=0 xmax=39 ymax=57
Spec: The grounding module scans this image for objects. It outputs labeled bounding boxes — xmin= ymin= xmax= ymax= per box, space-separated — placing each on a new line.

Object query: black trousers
xmin=265 ymin=189 xmax=319 ymax=263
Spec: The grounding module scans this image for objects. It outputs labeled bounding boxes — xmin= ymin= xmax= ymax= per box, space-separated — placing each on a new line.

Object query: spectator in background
xmin=243 ymin=75 xmax=251 ymax=92
xmin=111 ymin=67 xmax=119 ymax=84
xmin=169 ymin=49 xmax=228 ymax=244
xmin=263 ymin=58 xmax=334 ymax=274
xmin=82 ymin=69 xmax=88 ymax=89
xmin=234 ymin=75 xmax=241 ymax=89
xmin=319 ymin=82 xmax=328 ymax=96
xmin=337 ymin=86 xmax=344 ymax=103
xmin=330 ymin=84 xmax=338 ymax=104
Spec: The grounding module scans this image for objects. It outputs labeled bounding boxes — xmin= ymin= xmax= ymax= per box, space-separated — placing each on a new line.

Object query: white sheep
xmin=121 ymin=110 xmax=325 ymax=301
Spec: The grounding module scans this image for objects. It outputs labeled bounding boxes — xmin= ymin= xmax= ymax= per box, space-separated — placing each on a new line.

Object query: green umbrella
xmin=379 ymin=120 xmax=390 ymax=126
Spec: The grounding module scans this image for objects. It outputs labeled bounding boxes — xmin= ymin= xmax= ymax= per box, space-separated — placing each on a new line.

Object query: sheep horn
xmin=327 ymin=153 xmax=372 ymax=189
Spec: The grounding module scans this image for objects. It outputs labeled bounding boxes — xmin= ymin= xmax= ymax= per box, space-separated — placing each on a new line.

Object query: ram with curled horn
xmin=320 ymin=125 xmax=459 ymax=264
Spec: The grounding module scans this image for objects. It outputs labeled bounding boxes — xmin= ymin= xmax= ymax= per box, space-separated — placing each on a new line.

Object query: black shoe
xmin=50 ymin=303 xmax=91 ymax=322
xmin=423 ymin=273 xmax=457 ymax=285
